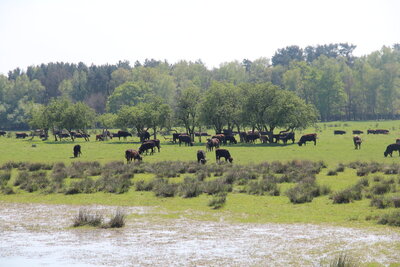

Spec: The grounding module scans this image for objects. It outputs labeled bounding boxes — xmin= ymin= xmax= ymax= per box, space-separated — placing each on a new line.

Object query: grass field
xmin=1 ymin=120 xmax=400 ymax=229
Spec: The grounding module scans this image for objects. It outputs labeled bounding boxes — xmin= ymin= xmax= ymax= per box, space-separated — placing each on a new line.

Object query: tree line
xmin=1 ymin=43 xmax=399 ymax=131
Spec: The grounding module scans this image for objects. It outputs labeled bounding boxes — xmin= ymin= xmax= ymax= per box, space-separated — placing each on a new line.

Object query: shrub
xmin=135 ymin=180 xmax=153 ymax=191
xmin=327 ymin=170 xmax=337 ymax=176
xmin=335 ymin=163 xmax=345 ymax=172
xmin=202 ymin=178 xmax=232 ymax=195
xmin=208 ymin=192 xmax=227 ymax=209
xmin=64 ymin=177 xmax=96 ymax=194
xmin=0 ymin=185 xmax=14 ymax=194
xmin=103 ymin=209 xmax=126 ymax=228
xmin=51 ymin=162 xmax=68 ymax=182
xmin=370 ymin=196 xmax=389 ymax=209
xmin=327 ymin=253 xmax=360 ymax=267
xmin=14 ymin=171 xmax=29 ymax=186
xmin=285 ymin=181 xmax=322 ymax=204
xmin=246 ymin=179 xmax=280 ymax=196
xmin=355 ymin=177 xmax=369 ymax=188
xmin=377 ymin=211 xmax=400 ymax=227
xmin=152 ymin=179 xmax=177 ymax=197
xmin=19 ymin=171 xmax=49 ymax=192
xmin=371 ymin=182 xmax=390 ymax=195
xmin=392 ymin=196 xmax=400 ymax=208
xmin=0 ymin=170 xmax=11 ymax=184
xmin=73 ymin=208 xmax=103 ymax=227
xmin=178 ymin=177 xmax=202 ymax=198
xmin=96 ymin=172 xmax=131 ymax=194
xmin=331 ymin=186 xmax=362 ymax=204
xmin=383 ymin=164 xmax=399 ymax=175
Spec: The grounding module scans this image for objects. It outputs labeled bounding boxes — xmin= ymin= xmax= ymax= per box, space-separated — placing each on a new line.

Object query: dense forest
xmin=1 ymin=43 xmax=400 ymax=131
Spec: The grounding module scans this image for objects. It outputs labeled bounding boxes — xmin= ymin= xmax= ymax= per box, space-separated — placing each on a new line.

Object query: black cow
xmin=172 ymin=133 xmax=186 ymax=143
xmin=215 ymin=148 xmax=233 ymax=163
xmin=279 ymin=132 xmax=295 ymax=144
xmin=334 ymin=130 xmax=346 ymax=135
xmin=138 ymin=131 xmax=150 ymax=142
xmin=118 ymin=131 xmax=132 ymax=140
xmin=125 ymin=149 xmax=142 ymax=162
xmin=225 ymin=135 xmax=237 ymax=144
xmin=178 ymin=135 xmax=193 ymax=146
xmin=376 ymin=129 xmax=390 ymax=134
xmin=73 ymin=145 xmax=82 ymax=158
xmin=353 ymin=135 xmax=362 ymax=150
xmin=244 ymin=133 xmax=259 ymax=143
xmin=195 ymin=132 xmax=210 ymax=137
xmin=353 ymin=130 xmax=364 ymax=135
xmin=139 ymin=141 xmax=155 ymax=155
xmin=0 ymin=131 xmax=6 ymax=136
xmin=384 ymin=144 xmax=400 ymax=157
xmin=197 ymin=150 xmax=206 ymax=164
xmin=16 ymin=133 xmax=28 ymax=139
xmin=96 ymin=134 xmax=104 ymax=141
xmin=146 ymin=139 xmax=161 ymax=152
xmin=298 ymin=133 xmax=317 ymax=146
xmin=260 ymin=135 xmax=269 ymax=143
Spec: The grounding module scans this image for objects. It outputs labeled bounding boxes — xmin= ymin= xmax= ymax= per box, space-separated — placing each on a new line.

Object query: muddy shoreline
xmin=1 ymin=202 xmax=399 ymax=266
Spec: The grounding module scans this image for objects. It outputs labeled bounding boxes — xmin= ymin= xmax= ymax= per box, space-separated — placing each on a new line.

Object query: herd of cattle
xmin=2 ymin=127 xmax=400 ymax=162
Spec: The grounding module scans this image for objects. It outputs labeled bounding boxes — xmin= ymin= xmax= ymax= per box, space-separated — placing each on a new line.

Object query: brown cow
xmin=125 ymin=149 xmax=142 ymax=162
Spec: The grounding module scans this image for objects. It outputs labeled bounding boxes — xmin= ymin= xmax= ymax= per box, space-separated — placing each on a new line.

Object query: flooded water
xmin=1 ymin=202 xmax=400 ymax=267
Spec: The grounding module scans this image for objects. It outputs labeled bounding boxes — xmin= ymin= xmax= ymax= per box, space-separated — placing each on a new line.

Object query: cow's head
xmin=384 ymin=151 xmax=388 ymax=157
xmin=228 ymin=157 xmax=233 ymax=163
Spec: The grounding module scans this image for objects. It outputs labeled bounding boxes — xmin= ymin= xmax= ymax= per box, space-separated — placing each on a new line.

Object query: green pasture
xmin=1 ymin=120 xmax=400 ymax=230
xmin=0 ymin=120 xmax=400 ymax=165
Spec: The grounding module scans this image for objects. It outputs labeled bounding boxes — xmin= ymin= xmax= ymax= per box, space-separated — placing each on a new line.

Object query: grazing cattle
xmin=139 ymin=141 xmax=155 ymax=155
xmin=384 ymin=143 xmax=400 ymax=157
xmin=298 ymin=133 xmax=317 ymax=146
xmin=146 ymin=139 xmax=161 ymax=152
xmin=96 ymin=134 xmax=104 ymax=141
xmin=197 ymin=150 xmax=206 ymax=164
xmin=16 ymin=132 xmax=28 ymax=139
xmin=215 ymin=148 xmax=233 ymax=163
xmin=224 ymin=135 xmax=237 ymax=144
xmin=112 ymin=133 xmax=119 ymax=138
xmin=137 ymin=131 xmax=150 ymax=142
xmin=117 ymin=131 xmax=132 ymax=140
xmin=353 ymin=135 xmax=362 ymax=149
xmin=125 ymin=149 xmax=142 ymax=163
xmin=73 ymin=145 xmax=82 ymax=158
xmin=0 ymin=131 xmax=6 ymax=136
xmin=353 ymin=130 xmax=364 ymax=135
xmin=368 ymin=129 xmax=389 ymax=134
xmin=334 ymin=130 xmax=346 ymax=135
xmin=279 ymin=132 xmax=295 ymax=144
xmin=178 ymin=135 xmax=193 ymax=146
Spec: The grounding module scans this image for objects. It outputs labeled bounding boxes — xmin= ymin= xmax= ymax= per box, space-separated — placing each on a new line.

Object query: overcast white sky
xmin=0 ymin=0 xmax=399 ymax=75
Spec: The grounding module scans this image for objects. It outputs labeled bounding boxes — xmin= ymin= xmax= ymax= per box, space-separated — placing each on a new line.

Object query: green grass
xmin=2 ymin=120 xmax=400 ymax=229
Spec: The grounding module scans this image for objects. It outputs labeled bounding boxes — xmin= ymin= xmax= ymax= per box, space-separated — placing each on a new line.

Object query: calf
xmin=384 ymin=144 xmax=400 ymax=157
xmin=0 ymin=131 xmax=6 ymax=136
xmin=125 ymin=149 xmax=142 ymax=163
xmin=73 ymin=145 xmax=82 ymax=158
xmin=215 ymin=148 xmax=233 ymax=163
xmin=298 ymin=133 xmax=317 ymax=146
xmin=139 ymin=141 xmax=155 ymax=155
xmin=96 ymin=134 xmax=104 ymax=141
xmin=173 ymin=133 xmax=186 ymax=143
xmin=353 ymin=135 xmax=362 ymax=149
xmin=197 ymin=150 xmax=207 ymax=164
